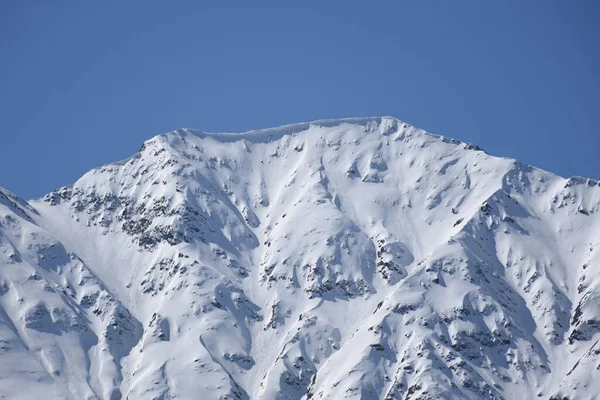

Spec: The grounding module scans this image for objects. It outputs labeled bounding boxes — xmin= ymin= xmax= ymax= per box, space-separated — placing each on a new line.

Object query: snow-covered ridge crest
xmin=168 ymin=116 xmax=411 ymax=143
xmin=1 ymin=117 xmax=600 ymax=399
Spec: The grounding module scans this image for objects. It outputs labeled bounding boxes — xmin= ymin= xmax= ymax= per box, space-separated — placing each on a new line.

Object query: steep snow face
xmin=1 ymin=117 xmax=600 ymax=400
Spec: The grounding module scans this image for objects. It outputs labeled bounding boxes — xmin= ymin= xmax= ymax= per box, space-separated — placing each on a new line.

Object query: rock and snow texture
xmin=1 ymin=117 xmax=600 ymax=400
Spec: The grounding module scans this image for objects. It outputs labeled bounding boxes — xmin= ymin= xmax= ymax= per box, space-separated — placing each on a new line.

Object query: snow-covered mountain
xmin=1 ymin=117 xmax=599 ymax=400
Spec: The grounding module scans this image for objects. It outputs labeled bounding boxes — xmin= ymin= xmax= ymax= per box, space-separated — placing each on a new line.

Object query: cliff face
xmin=1 ymin=117 xmax=599 ymax=399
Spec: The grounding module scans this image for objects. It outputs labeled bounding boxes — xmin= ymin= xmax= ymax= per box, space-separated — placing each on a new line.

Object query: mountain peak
xmin=140 ymin=117 xmax=421 ymax=153
xmin=2 ymin=118 xmax=600 ymax=399
xmin=180 ymin=116 xmax=408 ymax=142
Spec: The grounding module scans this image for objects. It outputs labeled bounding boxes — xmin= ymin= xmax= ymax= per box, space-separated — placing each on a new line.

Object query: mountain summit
xmin=1 ymin=117 xmax=599 ymax=399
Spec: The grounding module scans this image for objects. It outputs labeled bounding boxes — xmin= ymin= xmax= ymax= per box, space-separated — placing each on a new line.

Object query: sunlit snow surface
xmin=1 ymin=117 xmax=599 ymax=399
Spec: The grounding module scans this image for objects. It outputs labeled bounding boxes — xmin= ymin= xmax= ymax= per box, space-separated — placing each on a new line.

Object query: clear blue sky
xmin=1 ymin=1 xmax=598 ymax=199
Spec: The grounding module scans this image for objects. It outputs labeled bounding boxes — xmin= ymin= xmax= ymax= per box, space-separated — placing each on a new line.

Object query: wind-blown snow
xmin=1 ymin=117 xmax=599 ymax=399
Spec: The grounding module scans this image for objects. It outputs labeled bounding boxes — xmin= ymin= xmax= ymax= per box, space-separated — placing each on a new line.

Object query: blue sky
xmin=1 ymin=1 xmax=598 ymax=199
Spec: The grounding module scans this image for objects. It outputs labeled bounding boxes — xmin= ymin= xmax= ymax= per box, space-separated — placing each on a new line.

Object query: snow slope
xmin=1 ymin=117 xmax=599 ymax=399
